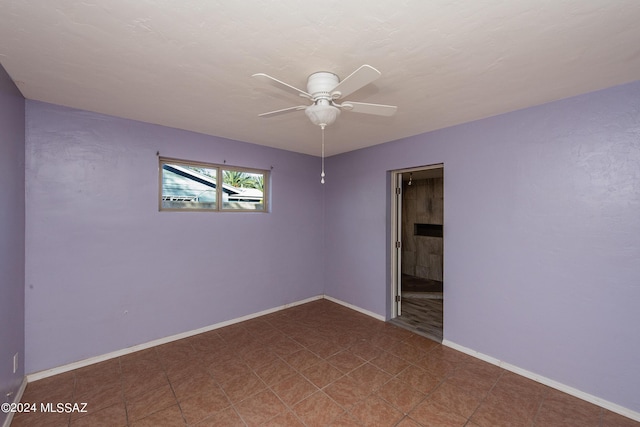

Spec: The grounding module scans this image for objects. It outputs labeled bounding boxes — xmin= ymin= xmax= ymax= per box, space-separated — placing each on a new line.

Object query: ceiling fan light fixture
xmin=254 ymin=65 xmax=398 ymax=185
xmin=305 ymin=102 xmax=341 ymax=128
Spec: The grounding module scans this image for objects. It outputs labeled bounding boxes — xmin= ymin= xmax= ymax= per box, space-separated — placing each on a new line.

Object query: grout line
xmin=116 ymin=358 xmax=130 ymax=427
xmin=530 ymin=385 xmax=549 ymax=427
xmin=599 ymin=406 xmax=604 ymax=427
xmin=164 ymin=366 xmax=186 ymax=427
xmin=465 ymin=369 xmax=506 ymax=426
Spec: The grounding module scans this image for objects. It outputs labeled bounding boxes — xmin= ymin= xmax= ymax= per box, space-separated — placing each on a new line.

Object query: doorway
xmin=390 ymin=164 xmax=444 ymax=342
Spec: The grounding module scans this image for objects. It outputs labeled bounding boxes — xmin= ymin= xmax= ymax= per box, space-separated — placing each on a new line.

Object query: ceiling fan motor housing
xmin=307 ymin=72 xmax=340 ymax=100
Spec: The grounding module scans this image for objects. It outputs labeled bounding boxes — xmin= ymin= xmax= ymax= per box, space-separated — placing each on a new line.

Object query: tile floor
xmin=392 ymin=298 xmax=443 ymax=343
xmin=11 ymin=299 xmax=639 ymax=427
xmin=393 ymin=275 xmax=444 ymax=342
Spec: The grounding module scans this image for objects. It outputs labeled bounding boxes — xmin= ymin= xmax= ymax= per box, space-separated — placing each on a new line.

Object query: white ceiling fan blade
xmin=341 ymin=101 xmax=397 ymax=116
xmin=258 ymin=105 xmax=308 ymax=118
xmin=252 ymin=73 xmax=312 ymax=99
xmin=330 ymin=65 xmax=381 ymax=99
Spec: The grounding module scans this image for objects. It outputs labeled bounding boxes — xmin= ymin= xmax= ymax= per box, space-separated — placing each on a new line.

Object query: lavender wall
xmin=0 ymin=63 xmax=25 ymax=423
xmin=21 ymin=78 xmax=640 ymax=414
xmin=325 ymin=81 xmax=640 ymax=413
xmin=25 ymin=101 xmax=324 ymax=373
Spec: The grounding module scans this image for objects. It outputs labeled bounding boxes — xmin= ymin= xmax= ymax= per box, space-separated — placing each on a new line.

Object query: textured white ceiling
xmin=1 ymin=1 xmax=639 ymax=156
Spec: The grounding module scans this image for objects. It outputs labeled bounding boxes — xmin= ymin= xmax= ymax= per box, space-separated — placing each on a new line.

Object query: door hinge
xmin=395 ymin=295 xmax=401 ymax=302
xmin=395 ymin=187 xmax=402 ymax=195
xmin=395 ymin=241 xmax=401 ymax=248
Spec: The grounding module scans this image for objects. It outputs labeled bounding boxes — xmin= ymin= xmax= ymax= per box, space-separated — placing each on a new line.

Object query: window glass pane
xmin=159 ymin=157 xmax=268 ymax=213
xmin=222 ymin=169 xmax=265 ymax=211
xmin=161 ymin=162 xmax=217 ymax=210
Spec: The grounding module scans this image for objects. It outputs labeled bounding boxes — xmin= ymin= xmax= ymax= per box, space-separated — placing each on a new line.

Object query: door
xmin=394 ymin=172 xmax=403 ymax=316
xmin=391 ymin=164 xmax=444 ymax=341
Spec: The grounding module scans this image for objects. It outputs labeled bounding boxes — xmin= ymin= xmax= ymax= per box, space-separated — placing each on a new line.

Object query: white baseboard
xmin=28 ymin=296 xmax=638 ymax=423
xmin=2 ymin=377 xmax=27 ymax=427
xmin=26 ymin=294 xmax=383 ymax=382
xmin=443 ymin=339 xmax=640 ymax=423
xmin=27 ymin=295 xmax=323 ymax=382
xmin=323 ymin=295 xmax=386 ymax=321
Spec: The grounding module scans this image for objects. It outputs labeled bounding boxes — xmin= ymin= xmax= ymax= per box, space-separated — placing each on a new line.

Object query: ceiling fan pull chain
xmin=320 ymin=125 xmax=325 ymax=184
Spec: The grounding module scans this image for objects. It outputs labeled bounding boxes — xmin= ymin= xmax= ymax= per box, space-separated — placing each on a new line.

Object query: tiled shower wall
xmin=401 ymin=177 xmax=444 ymax=281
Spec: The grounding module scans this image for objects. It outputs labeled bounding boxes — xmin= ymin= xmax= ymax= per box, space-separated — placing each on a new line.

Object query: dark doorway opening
xmin=391 ymin=165 xmax=444 ymax=342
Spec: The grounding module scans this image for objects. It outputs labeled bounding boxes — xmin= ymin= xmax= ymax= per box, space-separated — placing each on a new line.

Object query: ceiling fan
xmin=252 ymin=65 xmax=397 ymax=128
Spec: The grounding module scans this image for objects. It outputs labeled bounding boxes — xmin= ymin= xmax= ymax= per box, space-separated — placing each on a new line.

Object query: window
xmin=159 ymin=157 xmax=268 ymax=212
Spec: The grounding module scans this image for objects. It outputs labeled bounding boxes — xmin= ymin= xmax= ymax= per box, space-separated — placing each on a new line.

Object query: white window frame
xmin=159 ymin=156 xmax=269 ymax=213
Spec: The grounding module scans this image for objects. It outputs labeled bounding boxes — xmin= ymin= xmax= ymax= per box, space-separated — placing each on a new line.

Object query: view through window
xmin=159 ymin=157 xmax=268 ymax=212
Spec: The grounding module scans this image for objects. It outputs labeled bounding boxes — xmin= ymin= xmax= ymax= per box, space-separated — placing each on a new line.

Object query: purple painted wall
xmin=0 ymin=63 xmax=25 ymax=423
xmin=25 ymin=101 xmax=324 ymax=373
xmin=325 ymin=82 xmax=640 ymax=411
xmin=21 ymin=76 xmax=640 ymax=414
xmin=325 ymin=81 xmax=640 ymax=413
